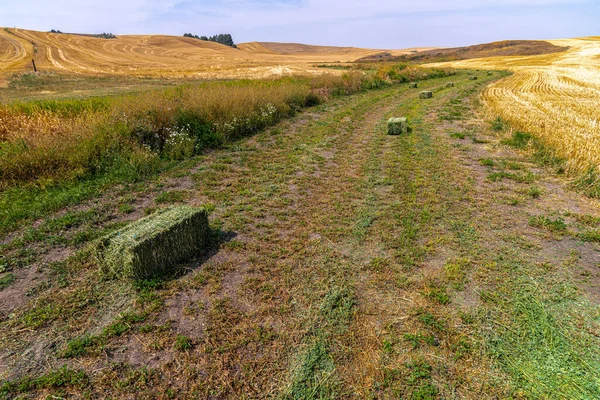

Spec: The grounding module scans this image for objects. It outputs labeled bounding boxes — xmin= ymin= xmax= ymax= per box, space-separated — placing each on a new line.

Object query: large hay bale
xmin=94 ymin=206 xmax=210 ymax=280
xmin=446 ymin=82 xmax=455 ymax=88
xmin=469 ymin=76 xmax=478 ymax=81
xmin=419 ymin=91 xmax=433 ymax=99
xmin=388 ymin=117 xmax=408 ymax=135
xmin=409 ymin=82 xmax=418 ymax=88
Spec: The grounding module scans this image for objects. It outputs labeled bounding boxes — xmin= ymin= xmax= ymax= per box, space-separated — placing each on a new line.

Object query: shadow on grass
xmin=169 ymin=226 xmax=238 ymax=281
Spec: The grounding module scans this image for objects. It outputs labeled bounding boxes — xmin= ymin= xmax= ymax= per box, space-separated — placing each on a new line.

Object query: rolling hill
xmin=356 ymin=40 xmax=569 ymax=62
xmin=0 ymin=28 xmax=430 ymax=80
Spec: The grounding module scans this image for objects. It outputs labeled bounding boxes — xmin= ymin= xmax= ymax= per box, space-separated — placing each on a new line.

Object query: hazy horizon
xmin=2 ymin=0 xmax=597 ymax=48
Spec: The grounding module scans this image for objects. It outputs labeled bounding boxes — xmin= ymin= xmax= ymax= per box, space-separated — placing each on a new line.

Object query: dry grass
xmin=434 ymin=37 xmax=600 ymax=177
xmin=0 ymin=65 xmax=454 ymax=189
xmin=0 ymin=77 xmax=322 ymax=186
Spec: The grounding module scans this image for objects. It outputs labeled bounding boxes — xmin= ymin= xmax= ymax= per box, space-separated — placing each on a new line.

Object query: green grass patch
xmin=528 ymin=185 xmax=542 ymax=199
xmin=174 ymin=335 xmax=194 ymax=351
xmin=444 ymin=257 xmax=471 ymax=287
xmin=449 ymin=132 xmax=466 ymax=139
xmin=155 ymin=190 xmax=191 ymax=204
xmin=501 ymin=131 xmax=533 ymax=149
xmin=119 ymin=204 xmax=136 ymax=214
xmin=63 ymin=311 xmax=148 ymax=358
xmin=487 ymin=171 xmax=536 ymax=184
xmin=404 ymin=332 xmax=437 ymax=349
xmin=0 ymin=273 xmax=16 ymax=290
xmin=423 ymin=285 xmax=450 ymax=305
xmin=491 ymin=117 xmax=508 ymax=131
xmin=0 ymin=366 xmax=88 ymax=397
xmin=404 ymin=359 xmax=439 ymax=400
xmin=417 ymin=310 xmax=447 ymax=333
xmin=577 ymin=229 xmax=600 ymax=243
xmin=574 ymin=168 xmax=600 ymax=199
xmin=529 ymin=215 xmax=568 ymax=233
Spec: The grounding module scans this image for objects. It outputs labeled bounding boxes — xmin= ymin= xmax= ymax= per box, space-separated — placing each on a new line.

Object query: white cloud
xmin=0 ymin=0 xmax=593 ymax=46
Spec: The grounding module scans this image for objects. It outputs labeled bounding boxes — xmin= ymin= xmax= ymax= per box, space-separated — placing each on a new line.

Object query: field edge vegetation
xmin=0 ymin=65 xmax=455 ymax=236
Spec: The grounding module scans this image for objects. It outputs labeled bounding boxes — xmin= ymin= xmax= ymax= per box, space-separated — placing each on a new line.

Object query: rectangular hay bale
xmin=419 ymin=91 xmax=433 ymax=99
xmin=469 ymin=76 xmax=478 ymax=80
xmin=409 ymin=82 xmax=418 ymax=88
xmin=388 ymin=117 xmax=408 ymax=135
xmin=94 ymin=206 xmax=210 ymax=280
xmin=446 ymin=82 xmax=455 ymax=87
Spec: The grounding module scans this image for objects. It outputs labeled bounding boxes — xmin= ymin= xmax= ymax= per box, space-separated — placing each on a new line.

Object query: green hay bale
xmin=446 ymin=82 xmax=455 ymax=88
xmin=94 ymin=206 xmax=210 ymax=280
xmin=419 ymin=91 xmax=433 ymax=99
xmin=409 ymin=82 xmax=418 ymax=88
xmin=487 ymin=71 xmax=493 ymax=76
xmin=469 ymin=76 xmax=478 ymax=81
xmin=388 ymin=117 xmax=408 ymax=135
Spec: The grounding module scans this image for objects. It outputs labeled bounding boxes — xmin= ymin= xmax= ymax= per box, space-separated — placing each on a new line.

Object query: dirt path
xmin=1 ymin=74 xmax=599 ymax=398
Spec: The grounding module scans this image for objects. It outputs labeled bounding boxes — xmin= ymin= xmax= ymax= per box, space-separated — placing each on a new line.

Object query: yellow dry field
xmin=435 ymin=37 xmax=600 ymax=173
xmin=0 ymin=28 xmax=427 ymax=82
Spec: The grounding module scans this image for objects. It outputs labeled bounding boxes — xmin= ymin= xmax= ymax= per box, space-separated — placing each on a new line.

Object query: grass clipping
xmin=94 ymin=206 xmax=210 ymax=280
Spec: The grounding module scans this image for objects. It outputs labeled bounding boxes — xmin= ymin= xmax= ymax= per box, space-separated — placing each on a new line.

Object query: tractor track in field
xmin=1 ymin=74 xmax=600 ymax=398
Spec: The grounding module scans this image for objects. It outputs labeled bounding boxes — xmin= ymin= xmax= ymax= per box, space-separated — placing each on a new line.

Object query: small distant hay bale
xmin=487 ymin=71 xmax=493 ymax=76
xmin=94 ymin=206 xmax=210 ymax=280
xmin=409 ymin=82 xmax=418 ymax=88
xmin=388 ymin=117 xmax=408 ymax=135
xmin=469 ymin=76 xmax=478 ymax=81
xmin=446 ymin=82 xmax=455 ymax=87
xmin=419 ymin=91 xmax=433 ymax=99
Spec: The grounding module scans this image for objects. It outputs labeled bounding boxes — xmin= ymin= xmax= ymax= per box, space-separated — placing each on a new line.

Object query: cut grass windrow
xmin=1 ymin=72 xmax=599 ymax=399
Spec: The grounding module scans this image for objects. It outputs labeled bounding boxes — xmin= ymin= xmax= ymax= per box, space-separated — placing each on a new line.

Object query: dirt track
xmin=1 ymin=73 xmax=599 ymax=398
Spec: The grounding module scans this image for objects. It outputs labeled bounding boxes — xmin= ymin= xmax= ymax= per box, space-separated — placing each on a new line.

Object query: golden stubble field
xmin=0 ymin=28 xmax=430 ymax=81
xmin=435 ymin=37 xmax=600 ymax=174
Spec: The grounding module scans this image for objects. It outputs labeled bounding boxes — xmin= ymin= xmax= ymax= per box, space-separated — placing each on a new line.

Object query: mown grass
xmin=285 ymin=287 xmax=355 ymax=399
xmin=479 ymin=253 xmax=600 ymax=399
xmin=0 ymin=66 xmax=454 ymax=237
xmin=4 ymin=70 xmax=598 ymax=398
xmin=472 ymin=116 xmax=600 ymax=398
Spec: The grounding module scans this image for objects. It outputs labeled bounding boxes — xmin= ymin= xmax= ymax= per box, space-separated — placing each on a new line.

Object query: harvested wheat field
xmin=0 ymin=28 xmax=427 ymax=82
xmin=435 ymin=37 xmax=600 ymax=182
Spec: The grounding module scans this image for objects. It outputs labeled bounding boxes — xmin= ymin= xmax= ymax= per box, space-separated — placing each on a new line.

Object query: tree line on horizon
xmin=49 ymin=30 xmax=116 ymax=39
xmin=183 ymin=33 xmax=237 ymax=48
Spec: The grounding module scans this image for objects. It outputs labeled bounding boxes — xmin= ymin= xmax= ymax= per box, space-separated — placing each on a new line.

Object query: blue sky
xmin=1 ymin=0 xmax=597 ymax=48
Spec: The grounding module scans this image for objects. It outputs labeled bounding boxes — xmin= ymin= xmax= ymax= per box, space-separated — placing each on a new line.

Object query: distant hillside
xmin=238 ymin=42 xmax=435 ymax=60
xmin=357 ymin=40 xmax=569 ymax=63
xmin=0 ymin=28 xmax=429 ymax=79
xmin=241 ymin=42 xmax=374 ymax=55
